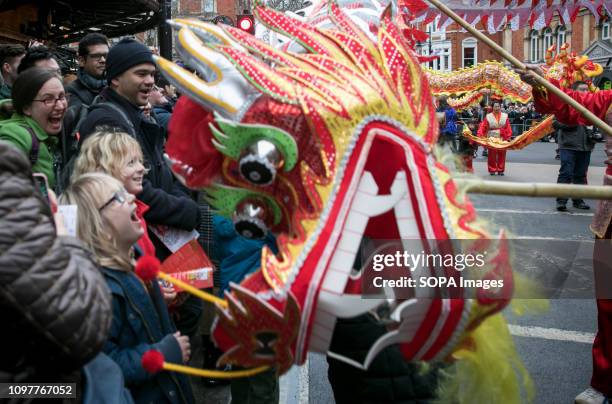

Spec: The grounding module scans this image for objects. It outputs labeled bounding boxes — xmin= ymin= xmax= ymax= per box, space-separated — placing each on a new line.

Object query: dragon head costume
xmin=544 ymin=43 xmax=603 ymax=91
xmin=156 ymin=2 xmax=530 ymax=400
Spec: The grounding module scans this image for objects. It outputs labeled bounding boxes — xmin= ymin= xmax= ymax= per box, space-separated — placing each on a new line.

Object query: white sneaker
xmin=575 ymin=387 xmax=606 ymax=404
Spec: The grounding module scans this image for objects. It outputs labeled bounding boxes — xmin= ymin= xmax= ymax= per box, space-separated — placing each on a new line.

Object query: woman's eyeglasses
xmin=33 ymin=94 xmax=67 ymax=107
xmin=98 ymin=189 xmax=128 ymax=212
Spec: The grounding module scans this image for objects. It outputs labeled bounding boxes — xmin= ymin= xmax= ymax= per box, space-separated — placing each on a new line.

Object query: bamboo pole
xmin=157 ymin=272 xmax=228 ymax=308
xmin=457 ymin=179 xmax=612 ymax=199
xmin=425 ymin=0 xmax=612 ymax=137
xmin=163 ymin=362 xmax=270 ymax=379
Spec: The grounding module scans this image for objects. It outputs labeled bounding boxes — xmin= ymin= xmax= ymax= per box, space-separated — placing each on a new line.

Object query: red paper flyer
xmin=160 ymin=239 xmax=214 ymax=291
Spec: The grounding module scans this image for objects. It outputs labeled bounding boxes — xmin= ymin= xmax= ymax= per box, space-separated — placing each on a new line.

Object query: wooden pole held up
xmin=457 ymin=179 xmax=612 ymax=199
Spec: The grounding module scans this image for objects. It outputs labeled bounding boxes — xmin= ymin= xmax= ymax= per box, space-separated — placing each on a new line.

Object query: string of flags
xmin=400 ymin=0 xmax=612 ymax=34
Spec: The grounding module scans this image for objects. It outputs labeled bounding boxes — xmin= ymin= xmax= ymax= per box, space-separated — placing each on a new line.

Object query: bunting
xmin=412 ymin=0 xmax=612 ymax=33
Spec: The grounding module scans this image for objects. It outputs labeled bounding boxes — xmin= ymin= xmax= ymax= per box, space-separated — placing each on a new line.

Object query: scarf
xmin=78 ymin=69 xmax=107 ymax=91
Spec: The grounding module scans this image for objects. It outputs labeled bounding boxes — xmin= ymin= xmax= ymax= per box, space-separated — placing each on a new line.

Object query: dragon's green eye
xmin=205 ymin=183 xmax=282 ymax=239
xmin=210 ymin=113 xmax=298 ymax=186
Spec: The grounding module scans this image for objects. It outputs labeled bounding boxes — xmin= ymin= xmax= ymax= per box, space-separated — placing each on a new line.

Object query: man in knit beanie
xmin=105 ymin=38 xmax=156 ymax=107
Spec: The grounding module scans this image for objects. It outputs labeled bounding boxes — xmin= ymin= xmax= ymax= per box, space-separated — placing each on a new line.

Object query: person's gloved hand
xmin=514 ymin=64 xmax=545 ymax=87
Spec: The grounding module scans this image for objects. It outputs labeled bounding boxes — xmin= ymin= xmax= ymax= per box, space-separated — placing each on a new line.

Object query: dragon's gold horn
xmin=173 ymin=25 xmax=229 ymax=83
xmin=155 ymin=23 xmax=257 ymax=118
xmin=154 ymin=54 xmax=253 ymax=117
xmin=172 ymin=18 xmax=237 ymax=49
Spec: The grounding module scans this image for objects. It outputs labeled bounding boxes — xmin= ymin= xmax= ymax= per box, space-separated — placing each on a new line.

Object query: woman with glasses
xmin=60 ymin=172 xmax=194 ymax=404
xmin=0 ymin=67 xmax=67 ymax=189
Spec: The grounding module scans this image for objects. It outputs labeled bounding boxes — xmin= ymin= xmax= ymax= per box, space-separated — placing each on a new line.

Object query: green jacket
xmin=0 ymin=114 xmax=58 ymax=188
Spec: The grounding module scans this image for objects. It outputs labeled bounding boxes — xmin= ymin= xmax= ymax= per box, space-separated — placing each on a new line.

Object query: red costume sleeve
xmin=533 ymin=78 xmax=612 ymax=125
xmin=477 ymin=118 xmax=489 ymax=138
xmin=501 ymin=116 xmax=512 ymax=140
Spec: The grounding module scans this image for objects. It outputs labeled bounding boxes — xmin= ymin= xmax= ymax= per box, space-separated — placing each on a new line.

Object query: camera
xmin=587 ymin=128 xmax=604 ymax=142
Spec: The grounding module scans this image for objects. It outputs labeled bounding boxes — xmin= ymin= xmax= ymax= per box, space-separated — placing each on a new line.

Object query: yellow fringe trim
xmin=436 ymin=314 xmax=534 ymax=404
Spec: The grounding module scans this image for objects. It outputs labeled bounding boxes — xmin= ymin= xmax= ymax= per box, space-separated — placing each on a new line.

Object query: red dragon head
xmin=156 ymin=1 xmax=513 ymax=375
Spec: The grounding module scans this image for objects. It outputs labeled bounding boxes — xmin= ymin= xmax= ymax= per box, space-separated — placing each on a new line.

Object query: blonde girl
xmin=59 ymin=173 xmax=193 ymax=404
xmin=71 ymin=130 xmax=155 ymax=256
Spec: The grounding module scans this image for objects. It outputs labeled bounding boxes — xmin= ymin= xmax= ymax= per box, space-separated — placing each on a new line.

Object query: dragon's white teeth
xmin=318 ymin=290 xmax=382 ymax=317
xmin=163 ymin=154 xmax=194 ymax=186
xmin=311 ymin=170 xmax=418 ymax=353
xmin=321 ymin=170 xmax=412 ymax=295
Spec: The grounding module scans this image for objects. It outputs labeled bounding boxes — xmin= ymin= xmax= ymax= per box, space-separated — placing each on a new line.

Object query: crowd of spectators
xmin=0 ymin=34 xmax=270 ymax=404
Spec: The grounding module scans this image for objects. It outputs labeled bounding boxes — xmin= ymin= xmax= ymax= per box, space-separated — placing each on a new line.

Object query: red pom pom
xmin=142 ymin=350 xmax=165 ymax=374
xmin=135 ymin=255 xmax=161 ymax=281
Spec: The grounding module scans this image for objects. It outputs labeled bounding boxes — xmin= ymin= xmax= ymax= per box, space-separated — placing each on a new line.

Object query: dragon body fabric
xmin=156 ymin=2 xmax=532 ymax=402
xmin=427 ymin=61 xmax=533 ymax=106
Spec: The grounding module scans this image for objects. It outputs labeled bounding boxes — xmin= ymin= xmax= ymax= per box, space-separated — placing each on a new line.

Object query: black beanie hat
xmin=106 ymin=38 xmax=154 ymax=80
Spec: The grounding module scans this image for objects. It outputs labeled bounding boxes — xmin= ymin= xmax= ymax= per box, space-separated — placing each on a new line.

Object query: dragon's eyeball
xmin=233 ymin=197 xmax=273 ymax=239
xmin=239 ymin=139 xmax=284 ymax=186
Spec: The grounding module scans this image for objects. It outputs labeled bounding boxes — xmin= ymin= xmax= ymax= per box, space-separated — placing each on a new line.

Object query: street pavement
xmin=197 ymin=141 xmax=608 ymax=404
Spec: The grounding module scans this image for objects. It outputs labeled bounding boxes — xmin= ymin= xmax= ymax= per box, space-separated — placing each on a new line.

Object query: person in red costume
xmin=477 ymin=101 xmax=512 ymax=175
xmin=518 ymin=65 xmax=612 ymax=404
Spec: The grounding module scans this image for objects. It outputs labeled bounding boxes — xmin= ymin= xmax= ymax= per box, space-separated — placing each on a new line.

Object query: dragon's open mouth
xmin=284 ymin=122 xmax=474 ymax=366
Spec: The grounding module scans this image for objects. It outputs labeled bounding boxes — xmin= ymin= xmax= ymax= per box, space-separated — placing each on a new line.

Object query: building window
xmin=428 ymin=44 xmax=452 ymax=71
xmin=603 ymin=22 xmax=610 ymax=40
xmin=556 ymin=26 xmax=566 ymax=52
xmin=442 ymin=51 xmax=450 ymax=71
xmin=462 ymin=38 xmax=477 ymax=68
xmin=203 ymin=0 xmax=215 ymax=13
xmin=543 ymin=28 xmax=553 ymax=52
xmin=426 ymin=16 xmax=445 ymax=40
xmin=530 ymin=30 xmax=539 ymax=62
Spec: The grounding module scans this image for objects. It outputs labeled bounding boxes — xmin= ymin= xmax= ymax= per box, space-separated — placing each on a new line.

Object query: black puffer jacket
xmin=65 ymin=77 xmax=99 ymax=109
xmin=0 ymin=141 xmax=112 ymax=382
xmin=553 ymin=118 xmax=595 ymax=151
xmin=327 ymin=314 xmax=443 ymax=404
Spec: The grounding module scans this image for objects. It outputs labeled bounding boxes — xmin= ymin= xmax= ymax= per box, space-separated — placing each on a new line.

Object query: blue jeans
xmin=557 ymin=149 xmax=591 ymax=204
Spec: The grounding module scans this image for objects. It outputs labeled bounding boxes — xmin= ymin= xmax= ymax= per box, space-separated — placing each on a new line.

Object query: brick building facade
xmin=176 ymin=0 xmax=240 ymax=24
xmin=417 ymin=10 xmax=612 ymax=87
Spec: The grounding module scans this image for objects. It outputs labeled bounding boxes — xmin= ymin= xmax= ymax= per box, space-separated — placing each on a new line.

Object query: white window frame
xmin=462 ymin=38 xmax=477 ymax=68
xmin=441 ymin=48 xmax=451 ymax=72
xmin=543 ymin=28 xmax=553 ymax=52
xmin=556 ymin=26 xmax=566 ymax=52
xmin=530 ymin=30 xmax=540 ymax=62
xmin=426 ymin=16 xmax=446 ymax=40
xmin=428 ymin=42 xmax=452 ymax=72
xmin=603 ymin=21 xmax=610 ymax=40
xmin=202 ymin=0 xmax=216 ymax=13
